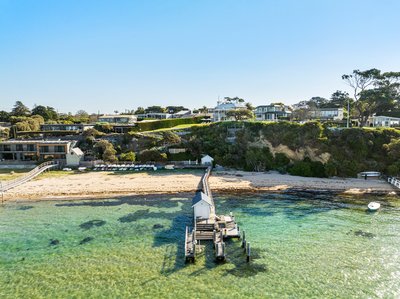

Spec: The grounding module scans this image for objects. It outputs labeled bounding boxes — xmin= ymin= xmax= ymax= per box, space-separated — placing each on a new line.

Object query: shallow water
xmin=0 ymin=193 xmax=399 ymax=298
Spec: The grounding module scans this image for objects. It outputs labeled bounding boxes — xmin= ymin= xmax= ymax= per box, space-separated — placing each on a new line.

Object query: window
xmin=40 ymin=146 xmax=49 ymax=153
xmin=27 ymin=144 xmax=35 ymax=151
xmin=55 ymin=146 xmax=65 ymax=153
xmin=3 ymin=145 xmax=11 ymax=151
xmin=16 ymin=144 xmax=23 ymax=151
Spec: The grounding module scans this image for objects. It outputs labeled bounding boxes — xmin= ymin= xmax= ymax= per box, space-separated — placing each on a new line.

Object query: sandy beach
xmin=2 ymin=170 xmax=397 ymax=201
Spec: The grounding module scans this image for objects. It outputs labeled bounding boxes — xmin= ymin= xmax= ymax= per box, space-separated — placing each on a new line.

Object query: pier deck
xmin=185 ymin=166 xmax=245 ymax=263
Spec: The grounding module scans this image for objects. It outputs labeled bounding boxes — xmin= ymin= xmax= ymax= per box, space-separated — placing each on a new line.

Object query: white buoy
xmin=368 ymin=202 xmax=380 ymax=212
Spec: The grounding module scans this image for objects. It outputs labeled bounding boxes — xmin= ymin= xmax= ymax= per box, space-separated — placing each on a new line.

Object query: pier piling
xmin=246 ymin=242 xmax=251 ymax=263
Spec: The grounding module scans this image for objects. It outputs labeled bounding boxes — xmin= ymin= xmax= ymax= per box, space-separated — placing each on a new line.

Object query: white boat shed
xmin=192 ymin=192 xmax=213 ymax=219
xmin=201 ymin=155 xmax=214 ymax=166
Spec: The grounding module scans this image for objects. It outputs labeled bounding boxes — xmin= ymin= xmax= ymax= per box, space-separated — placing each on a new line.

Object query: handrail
xmin=1 ymin=161 xmax=58 ymax=192
xmin=201 ymin=166 xmax=215 ymax=215
xmin=387 ymin=176 xmax=400 ymax=189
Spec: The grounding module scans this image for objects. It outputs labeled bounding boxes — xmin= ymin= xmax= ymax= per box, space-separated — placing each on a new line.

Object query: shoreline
xmin=1 ymin=170 xmax=397 ymax=202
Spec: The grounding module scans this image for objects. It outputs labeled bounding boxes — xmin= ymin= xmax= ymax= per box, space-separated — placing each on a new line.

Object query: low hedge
xmin=132 ymin=117 xmax=203 ymax=132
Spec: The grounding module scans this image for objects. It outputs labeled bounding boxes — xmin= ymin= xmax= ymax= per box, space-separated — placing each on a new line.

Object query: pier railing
xmin=0 ymin=161 xmax=58 ymax=193
xmin=387 ymin=176 xmax=400 ymax=189
xmin=201 ymin=166 xmax=215 ymax=213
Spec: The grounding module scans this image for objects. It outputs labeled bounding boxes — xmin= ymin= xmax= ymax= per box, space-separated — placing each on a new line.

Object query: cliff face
xmin=187 ymin=121 xmax=400 ymax=177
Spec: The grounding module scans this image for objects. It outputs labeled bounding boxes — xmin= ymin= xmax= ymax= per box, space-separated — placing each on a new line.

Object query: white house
xmin=98 ymin=115 xmax=137 ymax=124
xmin=371 ymin=115 xmax=400 ymax=127
xmin=213 ymin=101 xmax=246 ymax=122
xmin=192 ymin=192 xmax=213 ymax=219
xmin=201 ymin=155 xmax=214 ymax=166
xmin=66 ymin=147 xmax=84 ymax=166
xmin=310 ymin=108 xmax=344 ymax=121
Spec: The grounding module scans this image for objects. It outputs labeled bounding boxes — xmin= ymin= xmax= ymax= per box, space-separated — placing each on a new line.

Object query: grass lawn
xmin=0 ymin=169 xmax=32 ymax=181
xmin=140 ymin=123 xmax=209 ymax=133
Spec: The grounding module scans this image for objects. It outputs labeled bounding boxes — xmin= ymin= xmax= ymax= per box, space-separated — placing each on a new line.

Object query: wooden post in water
xmin=246 ymin=242 xmax=251 ymax=263
xmin=241 ymin=230 xmax=246 ymax=248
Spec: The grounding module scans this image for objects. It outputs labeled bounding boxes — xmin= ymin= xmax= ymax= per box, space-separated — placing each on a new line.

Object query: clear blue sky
xmin=1 ymin=0 xmax=399 ymax=114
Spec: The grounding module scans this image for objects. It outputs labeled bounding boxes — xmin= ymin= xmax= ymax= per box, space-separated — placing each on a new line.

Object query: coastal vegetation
xmin=186 ymin=121 xmax=400 ymax=177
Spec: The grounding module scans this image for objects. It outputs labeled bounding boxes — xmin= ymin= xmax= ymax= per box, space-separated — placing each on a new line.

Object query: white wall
xmin=194 ymin=202 xmax=210 ymax=219
xmin=66 ymin=153 xmax=83 ymax=166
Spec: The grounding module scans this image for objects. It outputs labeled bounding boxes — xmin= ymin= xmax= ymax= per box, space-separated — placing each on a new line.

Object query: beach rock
xmin=17 ymin=206 xmax=34 ymax=210
xmin=79 ymin=220 xmax=106 ymax=230
xmin=354 ymin=230 xmax=375 ymax=238
xmin=79 ymin=237 xmax=94 ymax=245
xmin=49 ymin=239 xmax=60 ymax=246
xmin=153 ymin=224 xmax=164 ymax=229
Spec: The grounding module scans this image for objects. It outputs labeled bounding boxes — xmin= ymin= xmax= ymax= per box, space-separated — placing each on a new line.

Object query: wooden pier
xmin=185 ymin=166 xmax=247 ymax=263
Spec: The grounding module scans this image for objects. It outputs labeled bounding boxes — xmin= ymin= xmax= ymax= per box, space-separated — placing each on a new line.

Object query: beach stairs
xmin=0 ymin=161 xmax=58 ymax=193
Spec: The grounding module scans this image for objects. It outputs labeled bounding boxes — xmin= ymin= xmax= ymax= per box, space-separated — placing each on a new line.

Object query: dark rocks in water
xmin=79 ymin=237 xmax=94 ymax=245
xmin=49 ymin=239 xmax=60 ymax=246
xmin=153 ymin=224 xmax=164 ymax=229
xmin=79 ymin=220 xmax=106 ymax=230
xmin=354 ymin=230 xmax=375 ymax=238
xmin=235 ymin=174 xmax=243 ymax=177
xmin=17 ymin=206 xmax=34 ymax=210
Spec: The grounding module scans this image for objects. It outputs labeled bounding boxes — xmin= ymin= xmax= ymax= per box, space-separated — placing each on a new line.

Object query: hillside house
xmin=0 ymin=139 xmax=83 ymax=165
xmin=213 ymin=101 xmax=246 ymax=122
xmin=310 ymin=108 xmax=344 ymax=121
xmin=98 ymin=115 xmax=137 ymax=124
xmin=255 ymin=104 xmax=292 ymax=121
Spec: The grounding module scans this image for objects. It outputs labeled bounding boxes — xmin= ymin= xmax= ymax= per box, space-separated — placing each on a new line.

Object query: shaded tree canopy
xmin=139 ymin=149 xmax=167 ymax=162
xmin=144 ymin=106 xmax=166 ymax=114
xmin=135 ymin=107 xmax=145 ymax=114
xmin=0 ymin=110 xmax=10 ymax=122
xmin=94 ymin=140 xmax=117 ymax=162
xmin=32 ymin=105 xmax=58 ymax=121
xmin=330 ymin=90 xmax=353 ymax=109
xmin=342 ymin=68 xmax=400 ymax=126
xmin=166 ymin=106 xmax=188 ymax=114
xmin=11 ymin=101 xmax=30 ymax=117
xmin=224 ymin=97 xmax=245 ymax=103
xmin=226 ymin=108 xmax=254 ymax=121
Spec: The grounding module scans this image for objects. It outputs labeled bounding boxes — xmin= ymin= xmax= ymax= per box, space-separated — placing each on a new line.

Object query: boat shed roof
xmin=192 ymin=192 xmax=213 ymax=207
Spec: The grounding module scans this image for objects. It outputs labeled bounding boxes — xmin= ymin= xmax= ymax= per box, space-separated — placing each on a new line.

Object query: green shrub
xmin=245 ymin=147 xmax=274 ymax=172
xmin=139 ymin=149 xmax=167 ymax=162
xmin=120 ymin=151 xmax=136 ymax=162
xmin=288 ymin=160 xmax=313 ymax=177
xmin=274 ymin=153 xmax=290 ymax=168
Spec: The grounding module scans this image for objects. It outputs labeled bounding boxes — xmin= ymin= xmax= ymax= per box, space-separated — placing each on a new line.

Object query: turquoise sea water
xmin=1 ymin=193 xmax=399 ymax=298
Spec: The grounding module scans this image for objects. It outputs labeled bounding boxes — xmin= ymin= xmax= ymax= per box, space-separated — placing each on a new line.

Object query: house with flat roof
xmin=136 ymin=113 xmax=173 ymax=120
xmin=255 ymin=104 xmax=292 ymax=121
xmin=41 ymin=124 xmax=94 ymax=133
xmin=172 ymin=110 xmax=192 ymax=118
xmin=98 ymin=115 xmax=137 ymax=124
xmin=0 ymin=139 xmax=83 ymax=166
xmin=370 ymin=115 xmax=400 ymax=127
xmin=310 ymin=108 xmax=344 ymax=121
